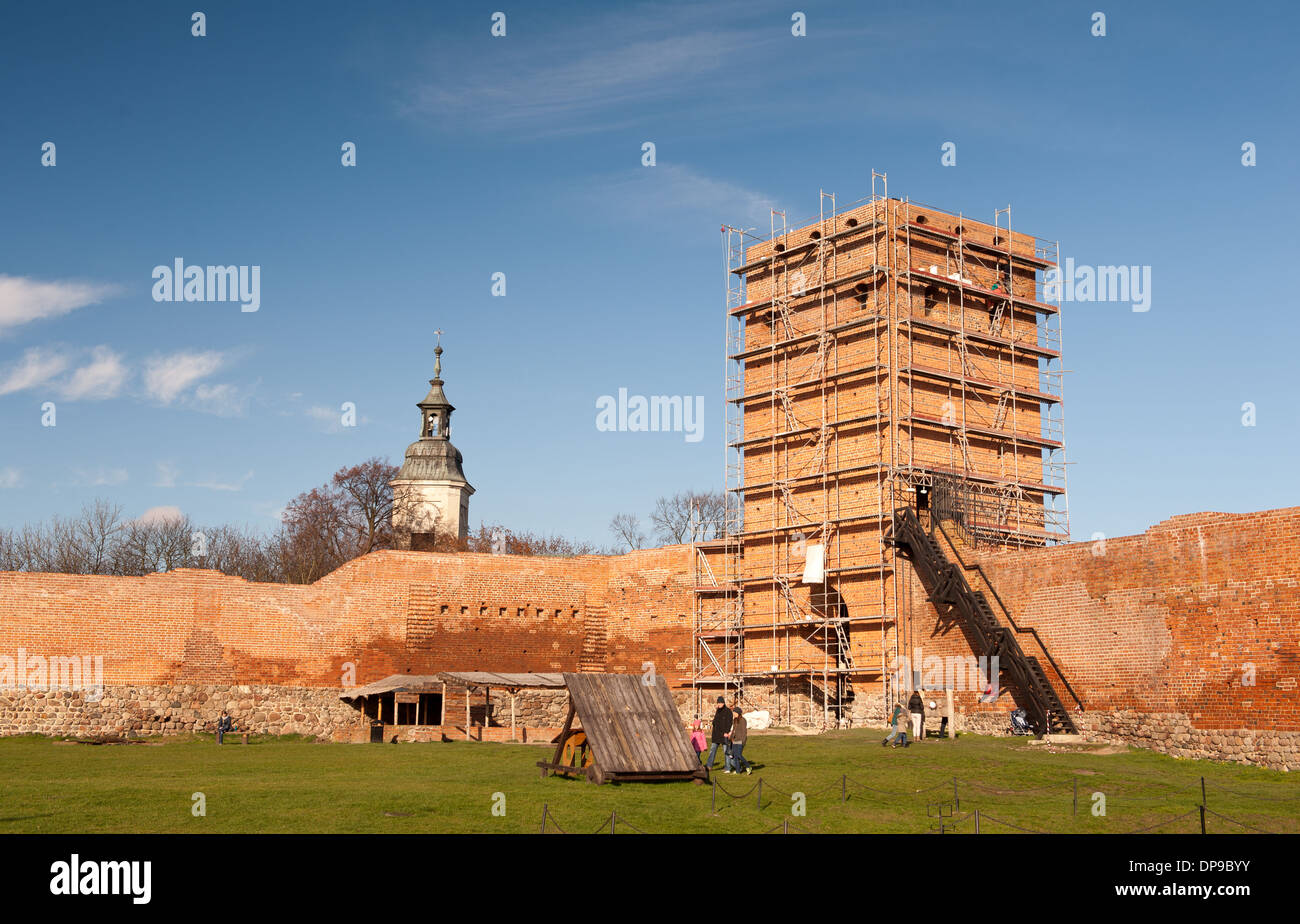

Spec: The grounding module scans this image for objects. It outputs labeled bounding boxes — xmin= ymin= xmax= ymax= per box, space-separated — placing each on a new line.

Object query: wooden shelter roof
xmin=562 ymin=672 xmax=698 ymax=775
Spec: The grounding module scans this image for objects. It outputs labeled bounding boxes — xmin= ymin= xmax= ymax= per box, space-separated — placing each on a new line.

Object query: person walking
xmin=908 ymin=689 xmax=924 ymax=741
xmin=882 ymin=700 xmax=910 ymax=748
xmin=726 ymin=707 xmax=752 ymax=774
xmin=703 ymin=696 xmax=732 ymax=770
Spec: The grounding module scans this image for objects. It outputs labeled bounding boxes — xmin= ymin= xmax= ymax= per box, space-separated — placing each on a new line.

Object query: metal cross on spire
xmin=434 ymin=329 xmax=444 ymax=379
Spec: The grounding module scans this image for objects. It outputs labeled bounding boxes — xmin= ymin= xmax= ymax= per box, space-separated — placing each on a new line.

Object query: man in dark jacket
xmin=216 ymin=710 xmax=234 ymax=745
xmin=702 ymin=697 xmax=732 ymax=770
xmin=908 ymin=690 xmax=924 ymax=741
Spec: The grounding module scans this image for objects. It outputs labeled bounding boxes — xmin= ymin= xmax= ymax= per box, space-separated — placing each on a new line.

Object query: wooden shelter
xmin=538 ymin=672 xmax=706 ymax=784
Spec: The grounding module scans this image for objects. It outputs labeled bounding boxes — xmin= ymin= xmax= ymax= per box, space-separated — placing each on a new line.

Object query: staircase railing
xmin=889 ymin=507 xmax=1078 ymax=736
xmin=931 ymin=519 xmax=1084 ymax=713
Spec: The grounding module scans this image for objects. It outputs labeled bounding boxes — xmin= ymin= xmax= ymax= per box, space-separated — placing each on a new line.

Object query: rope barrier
xmin=537 ymin=768 xmax=1295 ymax=834
xmin=973 ymin=811 xmax=1045 ymax=834
xmin=1120 ymin=809 xmax=1200 ymax=834
xmin=711 ymin=778 xmax=760 ymax=800
xmin=610 ymin=811 xmax=649 ymax=834
xmin=1204 ymin=807 xmax=1275 ymax=834
xmin=1202 ymin=780 xmax=1300 ymax=803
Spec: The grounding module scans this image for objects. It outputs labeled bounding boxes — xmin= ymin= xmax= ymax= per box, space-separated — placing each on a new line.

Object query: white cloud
xmin=189 ymin=471 xmax=253 ymax=492
xmin=144 ymin=351 xmax=225 ymax=404
xmin=307 ymin=403 xmax=367 ymax=432
xmin=589 ymin=164 xmax=778 ymax=227
xmin=154 ymin=461 xmax=179 ymax=488
xmin=400 ymin=9 xmax=778 ymax=136
xmin=0 ymin=275 xmax=121 ymax=334
xmin=60 ymin=346 xmax=129 ymax=400
xmin=73 ymin=468 xmax=129 ymax=487
xmin=0 ymin=347 xmax=70 ymax=396
xmin=189 ymin=382 xmax=248 ymax=417
xmin=136 ymin=505 xmax=184 ymax=526
xmin=0 ymin=467 xmax=20 ymax=488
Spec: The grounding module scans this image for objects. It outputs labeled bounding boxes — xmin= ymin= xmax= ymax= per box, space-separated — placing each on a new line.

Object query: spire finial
xmin=434 ymin=329 xmax=444 ymax=380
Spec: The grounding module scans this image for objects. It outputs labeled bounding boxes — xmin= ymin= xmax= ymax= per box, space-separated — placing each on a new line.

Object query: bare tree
xmin=608 ymin=512 xmax=647 ymax=552
xmin=332 ymin=457 xmax=398 ymax=555
xmin=74 ymin=500 xmax=126 ymax=574
xmin=650 ymin=490 xmax=726 ymax=544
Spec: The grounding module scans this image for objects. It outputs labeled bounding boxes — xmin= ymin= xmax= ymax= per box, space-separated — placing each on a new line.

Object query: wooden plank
xmin=560 ymin=672 xmax=698 ymax=775
xmin=568 ymin=673 xmax=636 ymax=774
xmin=612 ymin=675 xmax=664 ymax=773
xmin=586 ymin=674 xmax=641 ymax=774
xmin=623 ymin=676 xmax=665 ymax=772
xmin=645 ymin=676 xmax=698 ymax=770
xmin=625 ymin=674 xmax=671 ymax=771
xmin=646 ymin=676 xmax=699 ymax=770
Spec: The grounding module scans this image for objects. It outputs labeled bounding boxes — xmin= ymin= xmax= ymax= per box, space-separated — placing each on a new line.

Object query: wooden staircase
xmin=887 ymin=507 xmax=1078 ymax=736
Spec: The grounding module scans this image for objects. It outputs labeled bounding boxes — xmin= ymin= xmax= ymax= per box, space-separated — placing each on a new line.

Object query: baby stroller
xmin=1009 ymin=708 xmax=1033 ymax=736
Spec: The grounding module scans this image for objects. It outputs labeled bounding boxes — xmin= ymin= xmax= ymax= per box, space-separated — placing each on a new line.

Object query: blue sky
xmin=1 ymin=0 xmax=1297 ymax=546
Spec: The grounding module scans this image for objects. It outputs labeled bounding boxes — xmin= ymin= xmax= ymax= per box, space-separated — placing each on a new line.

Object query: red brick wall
xmin=0 ymin=545 xmax=698 ymax=691
xmin=956 ymin=507 xmax=1300 ymax=733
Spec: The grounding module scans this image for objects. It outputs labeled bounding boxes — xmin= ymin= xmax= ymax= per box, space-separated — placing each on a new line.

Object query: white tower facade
xmin=390 ymin=342 xmax=474 ymax=549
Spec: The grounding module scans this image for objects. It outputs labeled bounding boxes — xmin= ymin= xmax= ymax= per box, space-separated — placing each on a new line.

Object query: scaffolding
xmin=694 ymin=179 xmax=1069 ymax=729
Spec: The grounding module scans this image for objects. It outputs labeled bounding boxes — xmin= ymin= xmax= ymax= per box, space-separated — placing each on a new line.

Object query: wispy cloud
xmin=188 ymin=471 xmax=254 ymax=492
xmin=0 ymin=348 xmax=70 ymax=396
xmin=585 ymin=163 xmax=778 ymax=226
xmin=73 ymin=467 xmax=129 ymax=487
xmin=143 ymin=350 xmax=226 ymax=404
xmin=154 ymin=461 xmax=179 ymax=488
xmin=306 ymin=403 xmax=366 ymax=432
xmin=0 ymin=275 xmax=121 ymax=335
xmin=399 ymin=7 xmax=782 ymax=136
xmin=190 ymin=382 xmax=250 ymax=418
xmin=0 ymin=467 xmax=20 ymax=489
xmin=60 ymin=346 xmax=129 ymax=400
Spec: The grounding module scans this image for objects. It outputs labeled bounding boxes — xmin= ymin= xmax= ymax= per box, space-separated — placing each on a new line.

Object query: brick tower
xmin=693 ymin=182 xmax=1068 ymax=727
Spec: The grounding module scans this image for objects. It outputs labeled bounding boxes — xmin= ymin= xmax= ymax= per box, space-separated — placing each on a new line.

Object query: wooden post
xmin=974 ymin=809 xmax=980 ymax=834
xmin=1200 ymin=804 xmax=1206 ymax=834
xmin=946 ymin=688 xmax=955 ymax=738
xmin=511 ymin=691 xmax=517 ymax=742
xmin=465 ymin=687 xmax=471 ymax=740
xmin=1073 ymin=777 xmax=1078 ymax=815
xmin=485 ymin=686 xmax=491 ymax=739
xmin=540 ymin=804 xmax=548 ymax=834
xmin=953 ymin=777 xmax=959 ymax=811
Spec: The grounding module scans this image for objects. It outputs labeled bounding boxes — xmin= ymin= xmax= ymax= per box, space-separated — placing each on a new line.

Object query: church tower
xmin=390 ymin=339 xmax=474 ymax=549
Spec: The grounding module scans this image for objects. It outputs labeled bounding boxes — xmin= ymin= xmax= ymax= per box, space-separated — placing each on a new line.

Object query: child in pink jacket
xmin=689 ymin=718 xmax=707 ymax=759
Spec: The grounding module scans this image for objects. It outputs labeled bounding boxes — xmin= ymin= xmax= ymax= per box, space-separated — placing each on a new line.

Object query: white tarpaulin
xmin=801 ymin=543 xmax=825 ymax=583
xmin=744 ymin=710 xmax=772 ymax=730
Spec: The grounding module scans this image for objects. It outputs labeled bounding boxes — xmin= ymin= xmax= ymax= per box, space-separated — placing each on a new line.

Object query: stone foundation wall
xmin=0 ymin=683 xmax=369 ymax=741
xmin=1077 ymin=711 xmax=1300 ymax=772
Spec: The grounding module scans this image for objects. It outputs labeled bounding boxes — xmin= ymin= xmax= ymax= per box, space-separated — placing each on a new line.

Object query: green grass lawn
xmin=2 ymin=730 xmax=1296 ymax=834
